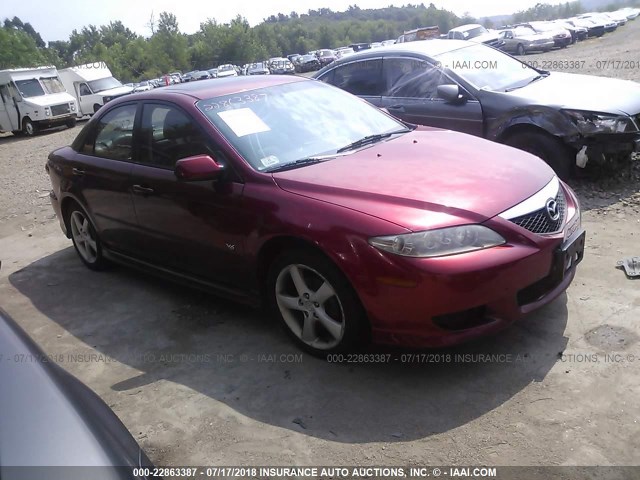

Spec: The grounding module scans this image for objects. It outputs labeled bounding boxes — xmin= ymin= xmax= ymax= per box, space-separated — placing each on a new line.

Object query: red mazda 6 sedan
xmin=46 ymin=75 xmax=585 ymax=356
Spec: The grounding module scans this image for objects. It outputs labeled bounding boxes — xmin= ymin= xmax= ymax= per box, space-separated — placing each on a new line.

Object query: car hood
xmin=218 ymin=71 xmax=237 ymax=77
xmin=469 ymin=32 xmax=501 ymax=43
xmin=24 ymin=92 xmax=76 ymax=107
xmin=98 ymin=85 xmax=133 ymax=97
xmin=272 ymin=128 xmax=554 ymax=231
xmin=507 ymin=72 xmax=640 ymax=115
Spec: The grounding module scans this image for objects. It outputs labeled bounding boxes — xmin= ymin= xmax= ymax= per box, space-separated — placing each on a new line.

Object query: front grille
xmin=51 ymin=104 xmax=70 ymax=117
xmin=510 ymin=189 xmax=566 ymax=234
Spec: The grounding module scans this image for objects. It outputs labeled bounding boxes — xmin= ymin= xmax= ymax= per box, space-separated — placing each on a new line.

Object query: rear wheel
xmin=505 ymin=131 xmax=574 ymax=180
xmin=267 ymin=249 xmax=367 ymax=356
xmin=22 ymin=118 xmax=38 ymax=136
xmin=516 ymin=43 xmax=526 ymax=55
xmin=67 ymin=206 xmax=108 ymax=270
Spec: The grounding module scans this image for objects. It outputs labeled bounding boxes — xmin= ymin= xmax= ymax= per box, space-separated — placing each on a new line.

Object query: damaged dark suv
xmin=314 ymin=40 xmax=640 ymax=178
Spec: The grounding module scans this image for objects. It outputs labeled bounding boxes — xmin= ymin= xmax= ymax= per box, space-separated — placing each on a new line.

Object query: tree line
xmin=0 ymin=1 xmax=631 ymax=82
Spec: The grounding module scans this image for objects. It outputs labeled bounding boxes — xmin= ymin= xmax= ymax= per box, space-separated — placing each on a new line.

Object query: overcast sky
xmin=5 ymin=0 xmax=565 ymax=42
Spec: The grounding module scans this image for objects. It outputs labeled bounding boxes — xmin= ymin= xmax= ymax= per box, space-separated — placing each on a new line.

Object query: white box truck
xmin=58 ymin=62 xmax=133 ymax=117
xmin=0 ymin=67 xmax=78 ymax=136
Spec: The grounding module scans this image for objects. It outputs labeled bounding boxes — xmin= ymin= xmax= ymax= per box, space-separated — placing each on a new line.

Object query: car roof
xmin=450 ymin=23 xmax=483 ymax=32
xmin=132 ymin=75 xmax=308 ymax=100
xmin=336 ymin=39 xmax=473 ymax=61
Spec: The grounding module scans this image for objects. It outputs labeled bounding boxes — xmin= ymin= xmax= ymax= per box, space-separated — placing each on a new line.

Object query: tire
xmin=93 ymin=104 xmax=102 ymax=114
xmin=266 ymin=249 xmax=367 ymax=357
xmin=66 ymin=118 xmax=77 ymax=128
xmin=67 ymin=205 xmax=108 ymax=270
xmin=22 ymin=118 xmax=38 ymax=136
xmin=516 ymin=43 xmax=526 ymax=55
xmin=505 ymin=131 xmax=574 ymax=180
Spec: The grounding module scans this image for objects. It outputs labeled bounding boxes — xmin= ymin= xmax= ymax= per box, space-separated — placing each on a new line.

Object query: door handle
xmin=387 ymin=105 xmax=406 ymax=113
xmin=132 ymin=185 xmax=155 ymax=195
xmin=72 ymin=168 xmax=85 ymax=176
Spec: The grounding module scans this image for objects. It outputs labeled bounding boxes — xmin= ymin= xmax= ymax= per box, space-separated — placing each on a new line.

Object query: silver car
xmin=498 ymin=26 xmax=555 ymax=55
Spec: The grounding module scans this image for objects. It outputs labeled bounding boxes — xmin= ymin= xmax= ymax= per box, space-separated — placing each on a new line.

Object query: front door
xmin=381 ymin=57 xmax=484 ymax=137
xmin=0 ymin=84 xmax=21 ymax=131
xmin=129 ymin=102 xmax=249 ymax=287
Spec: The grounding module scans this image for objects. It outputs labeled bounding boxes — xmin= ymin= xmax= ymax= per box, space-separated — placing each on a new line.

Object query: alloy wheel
xmin=70 ymin=210 xmax=98 ymax=264
xmin=275 ymin=263 xmax=345 ymax=350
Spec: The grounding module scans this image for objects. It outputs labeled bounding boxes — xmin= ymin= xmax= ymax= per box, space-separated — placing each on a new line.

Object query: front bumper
xmin=527 ymin=40 xmax=555 ymax=51
xmin=569 ymin=132 xmax=640 ymax=162
xmin=36 ymin=114 xmax=75 ymax=129
xmin=352 ymin=185 xmax=584 ymax=348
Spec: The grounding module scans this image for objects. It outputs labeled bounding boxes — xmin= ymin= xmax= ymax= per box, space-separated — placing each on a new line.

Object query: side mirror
xmin=437 ymin=84 xmax=466 ymax=105
xmin=175 ymin=155 xmax=223 ymax=181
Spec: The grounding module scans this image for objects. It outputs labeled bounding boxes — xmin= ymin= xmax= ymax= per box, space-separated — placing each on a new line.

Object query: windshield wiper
xmin=263 ymin=157 xmax=330 ymax=173
xmin=504 ymin=73 xmax=549 ymax=92
xmin=336 ymin=129 xmax=411 ymax=154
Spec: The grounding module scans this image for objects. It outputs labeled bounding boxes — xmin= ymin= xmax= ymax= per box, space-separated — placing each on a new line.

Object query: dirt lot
xmin=1 ymin=20 xmax=640 ymax=473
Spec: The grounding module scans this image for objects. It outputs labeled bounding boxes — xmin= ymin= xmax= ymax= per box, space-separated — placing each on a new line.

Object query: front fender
xmin=487 ymin=106 xmax=581 ymax=143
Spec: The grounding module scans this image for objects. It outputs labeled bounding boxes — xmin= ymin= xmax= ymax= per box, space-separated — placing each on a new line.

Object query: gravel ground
xmin=1 ymin=21 xmax=640 ymax=471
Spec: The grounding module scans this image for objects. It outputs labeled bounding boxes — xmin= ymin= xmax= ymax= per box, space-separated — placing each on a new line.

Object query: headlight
xmin=369 ymin=225 xmax=506 ymax=258
xmin=70 ymin=103 xmax=76 ymax=112
xmin=563 ymin=109 xmax=638 ymax=134
xmin=45 ymin=107 xmax=51 ymax=116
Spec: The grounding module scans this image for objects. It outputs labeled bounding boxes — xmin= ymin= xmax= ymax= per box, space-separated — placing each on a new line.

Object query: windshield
xmin=88 ymin=76 xmax=122 ymax=93
xmin=41 ymin=76 xmax=66 ymax=94
xmin=197 ymin=80 xmax=406 ymax=172
xmin=219 ymin=65 xmax=233 ymax=71
xmin=464 ymin=26 xmax=488 ymax=38
xmin=436 ymin=43 xmax=540 ymax=91
xmin=530 ymin=22 xmax=553 ymax=32
xmin=15 ymin=79 xmax=45 ymax=98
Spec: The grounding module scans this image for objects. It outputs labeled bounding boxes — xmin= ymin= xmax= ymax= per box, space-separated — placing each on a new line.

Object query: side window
xmin=384 ymin=58 xmax=449 ymax=99
xmin=79 ymin=83 xmax=92 ymax=96
xmin=0 ymin=84 xmax=10 ymax=103
xmin=317 ymin=69 xmax=334 ymax=84
xmin=329 ymin=59 xmax=384 ymax=96
xmin=89 ymin=104 xmax=137 ymax=161
xmin=138 ymin=103 xmax=214 ymax=169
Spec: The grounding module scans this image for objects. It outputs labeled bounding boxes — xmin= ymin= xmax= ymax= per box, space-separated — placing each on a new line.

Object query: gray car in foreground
xmin=314 ymin=40 xmax=640 ymax=178
xmin=0 ymin=306 xmax=153 ymax=479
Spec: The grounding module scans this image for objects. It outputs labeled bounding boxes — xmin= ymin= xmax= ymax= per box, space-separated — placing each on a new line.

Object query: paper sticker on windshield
xmin=260 ymin=155 xmax=279 ymax=168
xmin=217 ymin=108 xmax=270 ymax=137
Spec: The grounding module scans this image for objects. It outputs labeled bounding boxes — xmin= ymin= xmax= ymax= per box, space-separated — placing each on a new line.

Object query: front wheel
xmin=67 ymin=206 xmax=108 ymax=270
xmin=66 ymin=118 xmax=77 ymax=128
xmin=22 ymin=118 xmax=38 ymax=136
xmin=505 ymin=131 xmax=574 ymax=180
xmin=267 ymin=249 xmax=367 ymax=356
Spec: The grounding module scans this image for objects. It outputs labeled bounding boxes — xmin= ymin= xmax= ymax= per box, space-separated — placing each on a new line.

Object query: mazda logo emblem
xmin=546 ymin=199 xmax=560 ymax=221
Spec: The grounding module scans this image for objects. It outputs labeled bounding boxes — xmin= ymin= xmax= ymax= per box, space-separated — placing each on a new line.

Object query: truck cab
xmin=58 ymin=63 xmax=133 ymax=118
xmin=0 ymin=67 xmax=77 ymax=136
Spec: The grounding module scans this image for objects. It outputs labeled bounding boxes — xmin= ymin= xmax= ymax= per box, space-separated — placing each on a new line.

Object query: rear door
xmin=380 ymin=56 xmax=484 ymax=136
xmin=129 ymin=102 xmax=248 ymax=286
xmin=72 ymin=102 xmax=139 ymax=253
xmin=318 ymin=58 xmax=385 ymax=107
